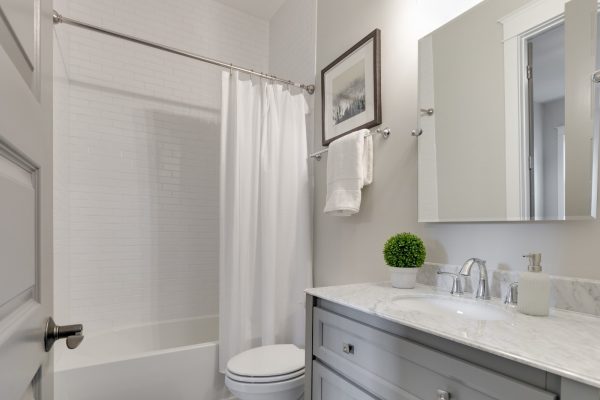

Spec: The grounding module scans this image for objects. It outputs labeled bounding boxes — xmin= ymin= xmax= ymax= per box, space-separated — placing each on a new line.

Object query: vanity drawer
xmin=312 ymin=361 xmax=379 ymax=400
xmin=313 ymin=307 xmax=557 ymax=400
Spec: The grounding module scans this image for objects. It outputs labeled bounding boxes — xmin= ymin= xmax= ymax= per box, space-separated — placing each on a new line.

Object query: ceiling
xmin=216 ymin=0 xmax=286 ymax=20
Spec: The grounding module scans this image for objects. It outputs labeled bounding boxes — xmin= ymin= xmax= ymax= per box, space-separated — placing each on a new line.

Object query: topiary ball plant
xmin=383 ymin=233 xmax=426 ymax=268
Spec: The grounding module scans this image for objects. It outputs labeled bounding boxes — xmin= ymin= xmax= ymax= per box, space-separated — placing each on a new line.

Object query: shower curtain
xmin=219 ymin=71 xmax=312 ymax=372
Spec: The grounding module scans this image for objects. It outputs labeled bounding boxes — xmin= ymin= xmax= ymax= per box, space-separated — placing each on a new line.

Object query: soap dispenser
xmin=517 ymin=253 xmax=550 ymax=316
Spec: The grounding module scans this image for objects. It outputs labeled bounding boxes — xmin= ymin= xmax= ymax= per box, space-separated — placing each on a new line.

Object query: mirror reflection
xmin=530 ymin=22 xmax=566 ymax=219
xmin=418 ymin=0 xmax=600 ymax=222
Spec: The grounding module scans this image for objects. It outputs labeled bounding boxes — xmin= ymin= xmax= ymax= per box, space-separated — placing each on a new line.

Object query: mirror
xmin=418 ymin=0 xmax=600 ymax=222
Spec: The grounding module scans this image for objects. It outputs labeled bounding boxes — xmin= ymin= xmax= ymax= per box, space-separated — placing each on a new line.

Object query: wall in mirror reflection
xmin=417 ymin=0 xmax=600 ymax=222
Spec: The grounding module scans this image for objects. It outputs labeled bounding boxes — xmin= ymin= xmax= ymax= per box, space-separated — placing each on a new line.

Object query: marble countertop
xmin=306 ymin=282 xmax=600 ymax=389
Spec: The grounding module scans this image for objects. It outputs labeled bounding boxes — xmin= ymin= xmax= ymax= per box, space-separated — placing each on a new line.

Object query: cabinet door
xmin=313 ymin=307 xmax=556 ymax=400
xmin=313 ymin=361 xmax=378 ymax=400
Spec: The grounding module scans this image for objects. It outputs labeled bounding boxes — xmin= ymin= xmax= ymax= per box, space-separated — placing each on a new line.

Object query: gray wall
xmin=314 ymin=0 xmax=420 ymax=285
xmin=313 ymin=0 xmax=600 ymax=286
xmin=431 ymin=0 xmax=522 ymax=220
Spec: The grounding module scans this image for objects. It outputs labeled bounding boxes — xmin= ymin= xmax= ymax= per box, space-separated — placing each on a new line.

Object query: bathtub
xmin=55 ymin=316 xmax=231 ymax=400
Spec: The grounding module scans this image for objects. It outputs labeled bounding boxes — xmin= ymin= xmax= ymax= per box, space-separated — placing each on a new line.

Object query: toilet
xmin=225 ymin=344 xmax=305 ymax=400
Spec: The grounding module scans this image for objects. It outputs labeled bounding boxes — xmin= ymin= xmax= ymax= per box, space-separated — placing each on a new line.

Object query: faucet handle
xmin=504 ymin=282 xmax=519 ymax=306
xmin=437 ymin=271 xmax=464 ymax=296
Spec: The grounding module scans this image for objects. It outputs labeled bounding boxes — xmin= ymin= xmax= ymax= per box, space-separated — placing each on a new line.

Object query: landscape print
xmin=331 ymin=60 xmax=366 ymax=125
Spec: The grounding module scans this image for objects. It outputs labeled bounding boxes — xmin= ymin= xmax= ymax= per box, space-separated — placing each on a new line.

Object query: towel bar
xmin=309 ymin=127 xmax=391 ymax=161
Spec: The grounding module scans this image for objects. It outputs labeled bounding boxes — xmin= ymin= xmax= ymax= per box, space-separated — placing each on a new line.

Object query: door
xmin=0 ymin=0 xmax=54 ymax=399
xmin=526 ymin=41 xmax=535 ymax=219
xmin=557 ymin=126 xmax=566 ymax=219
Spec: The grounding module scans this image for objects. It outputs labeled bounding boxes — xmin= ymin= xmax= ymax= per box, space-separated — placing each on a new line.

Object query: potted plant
xmin=383 ymin=232 xmax=426 ymax=289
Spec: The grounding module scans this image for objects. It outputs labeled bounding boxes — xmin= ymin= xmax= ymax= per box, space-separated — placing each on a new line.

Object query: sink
xmin=390 ymin=295 xmax=511 ymax=321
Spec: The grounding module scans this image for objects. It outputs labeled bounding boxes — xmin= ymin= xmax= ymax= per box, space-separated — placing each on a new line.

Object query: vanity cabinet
xmin=312 ymin=361 xmax=379 ymax=400
xmin=305 ymin=295 xmax=598 ymax=400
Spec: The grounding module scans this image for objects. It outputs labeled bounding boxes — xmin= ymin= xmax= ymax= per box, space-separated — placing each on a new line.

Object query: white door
xmin=0 ymin=0 xmax=55 ymax=399
xmin=557 ymin=126 xmax=566 ymax=220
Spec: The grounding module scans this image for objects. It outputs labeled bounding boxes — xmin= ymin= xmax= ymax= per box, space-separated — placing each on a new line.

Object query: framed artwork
xmin=321 ymin=29 xmax=381 ymax=146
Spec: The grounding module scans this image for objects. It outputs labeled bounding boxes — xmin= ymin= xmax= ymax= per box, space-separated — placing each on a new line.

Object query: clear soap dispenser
xmin=517 ymin=253 xmax=550 ymax=316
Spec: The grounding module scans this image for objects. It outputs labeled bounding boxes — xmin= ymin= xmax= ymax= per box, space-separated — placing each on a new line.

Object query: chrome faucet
xmin=459 ymin=258 xmax=490 ymax=300
xmin=504 ymin=282 xmax=519 ymax=306
xmin=437 ymin=271 xmax=464 ymax=296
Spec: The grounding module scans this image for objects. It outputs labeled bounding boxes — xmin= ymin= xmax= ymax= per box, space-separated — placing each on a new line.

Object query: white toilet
xmin=225 ymin=344 xmax=305 ymax=400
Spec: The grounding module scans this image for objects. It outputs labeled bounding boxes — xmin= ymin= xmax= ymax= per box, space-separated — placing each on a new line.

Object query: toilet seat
xmin=225 ymin=344 xmax=305 ymax=400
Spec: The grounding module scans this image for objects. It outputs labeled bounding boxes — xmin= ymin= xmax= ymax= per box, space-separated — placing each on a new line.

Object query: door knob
xmin=44 ymin=317 xmax=84 ymax=352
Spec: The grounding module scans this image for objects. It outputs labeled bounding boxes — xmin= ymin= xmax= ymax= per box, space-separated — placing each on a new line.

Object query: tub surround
xmin=306 ymin=282 xmax=600 ymax=389
xmin=419 ymin=263 xmax=600 ymax=316
xmin=55 ymin=316 xmax=229 ymax=400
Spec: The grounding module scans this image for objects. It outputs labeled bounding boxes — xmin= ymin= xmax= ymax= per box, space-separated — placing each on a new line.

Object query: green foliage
xmin=383 ymin=233 xmax=426 ymax=268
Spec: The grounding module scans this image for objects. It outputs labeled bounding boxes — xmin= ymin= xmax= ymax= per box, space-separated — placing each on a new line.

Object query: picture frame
xmin=321 ymin=29 xmax=381 ymax=146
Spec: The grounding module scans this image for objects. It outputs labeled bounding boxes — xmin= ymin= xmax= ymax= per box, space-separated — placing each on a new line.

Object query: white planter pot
xmin=389 ymin=267 xmax=419 ymax=289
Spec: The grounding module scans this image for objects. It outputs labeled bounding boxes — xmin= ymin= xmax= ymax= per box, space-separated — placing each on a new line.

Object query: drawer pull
xmin=342 ymin=343 xmax=354 ymax=354
xmin=437 ymin=389 xmax=451 ymax=400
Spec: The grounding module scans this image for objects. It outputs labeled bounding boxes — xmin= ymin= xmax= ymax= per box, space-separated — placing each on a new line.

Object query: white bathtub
xmin=55 ymin=316 xmax=230 ymax=400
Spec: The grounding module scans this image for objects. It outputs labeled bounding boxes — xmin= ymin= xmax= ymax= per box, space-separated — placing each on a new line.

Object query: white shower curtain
xmin=219 ymin=71 xmax=312 ymax=372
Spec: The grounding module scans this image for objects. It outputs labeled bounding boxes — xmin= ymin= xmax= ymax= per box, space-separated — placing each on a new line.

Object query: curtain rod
xmin=52 ymin=10 xmax=316 ymax=95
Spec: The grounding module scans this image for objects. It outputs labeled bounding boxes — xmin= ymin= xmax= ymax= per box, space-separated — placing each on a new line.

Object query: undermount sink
xmin=390 ymin=295 xmax=511 ymax=321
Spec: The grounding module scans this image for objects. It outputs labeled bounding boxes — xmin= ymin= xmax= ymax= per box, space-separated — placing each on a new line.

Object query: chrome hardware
xmin=309 ymin=127 xmax=392 ymax=160
xmin=593 ymin=70 xmax=600 ymax=83
xmin=411 ymin=129 xmax=423 ymax=137
xmin=51 ymin=10 xmax=314 ymax=94
xmin=378 ymin=127 xmax=391 ymax=139
xmin=52 ymin=11 xmax=62 ymax=24
xmin=437 ymin=389 xmax=451 ymax=400
xmin=44 ymin=317 xmax=84 ymax=352
xmin=342 ymin=343 xmax=354 ymax=355
xmin=459 ymin=258 xmax=490 ymax=300
xmin=504 ymin=282 xmax=519 ymax=306
xmin=420 ymin=108 xmax=434 ymax=116
xmin=437 ymin=271 xmax=464 ymax=296
xmin=523 ymin=253 xmax=542 ymax=272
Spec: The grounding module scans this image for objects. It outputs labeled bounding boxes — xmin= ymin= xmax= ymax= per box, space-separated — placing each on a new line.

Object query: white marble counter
xmin=306 ymin=282 xmax=600 ymax=389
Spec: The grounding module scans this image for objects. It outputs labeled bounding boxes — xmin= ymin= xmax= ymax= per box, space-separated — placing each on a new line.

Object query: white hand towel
xmin=324 ymin=129 xmax=373 ymax=216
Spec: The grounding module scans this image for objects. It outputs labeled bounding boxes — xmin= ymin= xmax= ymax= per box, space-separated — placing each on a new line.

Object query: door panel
xmin=0 ymin=0 xmax=40 ymax=94
xmin=0 ymin=0 xmax=35 ymax=61
xmin=0 ymin=0 xmax=52 ymax=398
xmin=0 ymin=144 xmax=38 ymax=311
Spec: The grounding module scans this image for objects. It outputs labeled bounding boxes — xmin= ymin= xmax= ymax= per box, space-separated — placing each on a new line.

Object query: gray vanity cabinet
xmin=312 ymin=361 xmax=379 ymax=400
xmin=306 ymin=295 xmax=598 ymax=400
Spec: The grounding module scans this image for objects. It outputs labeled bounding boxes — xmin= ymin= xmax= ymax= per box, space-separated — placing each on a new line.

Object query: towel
xmin=324 ymin=129 xmax=373 ymax=216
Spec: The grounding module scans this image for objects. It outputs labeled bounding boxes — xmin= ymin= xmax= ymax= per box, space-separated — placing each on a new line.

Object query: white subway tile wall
xmin=54 ymin=0 xmax=269 ymax=333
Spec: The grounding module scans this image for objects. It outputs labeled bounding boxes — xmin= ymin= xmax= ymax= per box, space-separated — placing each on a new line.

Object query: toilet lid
xmin=226 ymin=344 xmax=305 ymax=377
